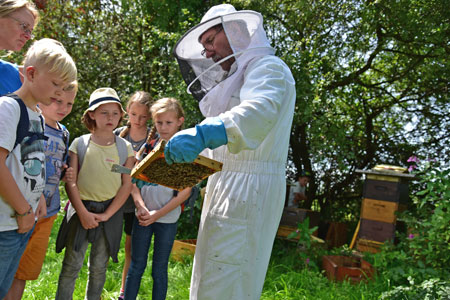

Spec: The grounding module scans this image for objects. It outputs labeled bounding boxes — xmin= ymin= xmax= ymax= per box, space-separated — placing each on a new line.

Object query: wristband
xmin=14 ymin=205 xmax=33 ymax=218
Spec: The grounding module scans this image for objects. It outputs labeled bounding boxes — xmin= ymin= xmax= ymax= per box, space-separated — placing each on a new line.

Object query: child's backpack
xmin=173 ymin=185 xmax=200 ymax=221
xmin=76 ymin=134 xmax=129 ymax=167
xmin=6 ymin=93 xmax=47 ymax=149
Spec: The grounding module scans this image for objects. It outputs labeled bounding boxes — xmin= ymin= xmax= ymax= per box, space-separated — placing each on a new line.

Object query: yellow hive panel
xmin=131 ymin=140 xmax=223 ymax=191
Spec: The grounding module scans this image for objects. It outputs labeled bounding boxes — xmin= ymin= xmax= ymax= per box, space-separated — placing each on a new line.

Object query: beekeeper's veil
xmin=173 ymin=4 xmax=275 ymax=117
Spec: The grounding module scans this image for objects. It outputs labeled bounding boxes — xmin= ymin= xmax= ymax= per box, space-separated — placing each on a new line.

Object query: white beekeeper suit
xmin=174 ymin=4 xmax=296 ymax=299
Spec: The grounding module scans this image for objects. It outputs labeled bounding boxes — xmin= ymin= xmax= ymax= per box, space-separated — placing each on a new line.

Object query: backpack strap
xmin=77 ymin=134 xmax=128 ymax=169
xmin=6 ymin=93 xmax=47 ymax=149
xmin=186 ymin=185 xmax=200 ymax=221
xmin=58 ymin=122 xmax=70 ymax=163
xmin=58 ymin=123 xmax=70 ymax=179
xmin=175 ymin=184 xmax=200 ymax=221
xmin=76 ymin=134 xmax=91 ymax=167
xmin=115 ymin=135 xmax=128 ymax=165
xmin=11 ymin=93 xmax=29 ymax=149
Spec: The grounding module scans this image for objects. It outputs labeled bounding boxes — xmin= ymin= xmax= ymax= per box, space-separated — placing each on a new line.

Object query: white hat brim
xmin=174 ymin=11 xmax=261 ymax=60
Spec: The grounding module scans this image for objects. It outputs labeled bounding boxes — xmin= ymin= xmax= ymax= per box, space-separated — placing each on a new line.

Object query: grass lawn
xmin=22 ymin=196 xmax=389 ymax=300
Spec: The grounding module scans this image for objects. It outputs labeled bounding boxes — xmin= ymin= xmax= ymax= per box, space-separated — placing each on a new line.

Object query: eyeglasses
xmin=201 ymin=27 xmax=223 ymax=57
xmin=8 ymin=15 xmax=34 ymax=39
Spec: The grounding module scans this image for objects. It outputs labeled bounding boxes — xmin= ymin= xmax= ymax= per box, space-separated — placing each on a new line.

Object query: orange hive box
xmin=131 ymin=140 xmax=223 ymax=191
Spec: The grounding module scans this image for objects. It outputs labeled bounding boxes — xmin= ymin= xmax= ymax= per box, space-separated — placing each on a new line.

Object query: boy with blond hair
xmin=5 ymin=80 xmax=78 ymax=300
xmin=0 ymin=38 xmax=77 ymax=298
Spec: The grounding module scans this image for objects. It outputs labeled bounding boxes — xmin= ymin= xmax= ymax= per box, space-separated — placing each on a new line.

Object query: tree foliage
xmin=22 ymin=0 xmax=207 ymax=137
xmin=229 ymin=0 xmax=449 ymax=219
xmin=5 ymin=0 xmax=447 ymax=221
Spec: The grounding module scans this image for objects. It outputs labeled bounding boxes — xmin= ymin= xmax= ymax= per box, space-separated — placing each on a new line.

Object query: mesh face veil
xmin=173 ymin=5 xmax=275 ymax=116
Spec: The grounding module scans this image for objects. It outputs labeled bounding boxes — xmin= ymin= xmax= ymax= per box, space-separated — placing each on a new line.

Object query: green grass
xmin=21 ymin=194 xmax=393 ymax=300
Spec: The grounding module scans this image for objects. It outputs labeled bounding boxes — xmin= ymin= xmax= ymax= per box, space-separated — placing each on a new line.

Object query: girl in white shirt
xmin=124 ymin=98 xmax=191 ymax=300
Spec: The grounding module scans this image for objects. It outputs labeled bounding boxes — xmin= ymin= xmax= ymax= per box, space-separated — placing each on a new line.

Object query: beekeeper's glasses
xmin=200 ymin=27 xmax=223 ymax=57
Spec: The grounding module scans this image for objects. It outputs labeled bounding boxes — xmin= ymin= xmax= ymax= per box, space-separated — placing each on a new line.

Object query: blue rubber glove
xmin=164 ymin=117 xmax=228 ymax=164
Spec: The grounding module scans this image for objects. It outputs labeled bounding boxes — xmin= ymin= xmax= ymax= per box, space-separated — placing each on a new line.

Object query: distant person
xmin=114 ymin=91 xmax=153 ymax=300
xmin=166 ymin=4 xmax=296 ymax=299
xmin=0 ymin=0 xmax=39 ymax=94
xmin=287 ymin=171 xmax=310 ymax=207
xmin=124 ymin=98 xmax=192 ymax=300
xmin=0 ymin=37 xmax=76 ymax=298
xmin=55 ymin=88 xmax=134 ymax=300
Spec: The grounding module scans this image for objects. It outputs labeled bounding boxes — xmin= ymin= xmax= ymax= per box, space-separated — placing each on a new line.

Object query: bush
xmin=380 ymin=277 xmax=450 ymax=300
xmin=372 ymin=157 xmax=450 ymax=284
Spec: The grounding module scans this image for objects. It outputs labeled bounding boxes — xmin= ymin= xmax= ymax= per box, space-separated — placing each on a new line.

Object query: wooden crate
xmin=358 ymin=219 xmax=395 ymax=242
xmin=171 ymin=239 xmax=196 ymax=261
xmin=361 ymin=198 xmax=398 ymax=224
xmin=131 ymin=140 xmax=223 ymax=191
xmin=322 ymin=255 xmax=374 ymax=282
xmin=279 ymin=207 xmax=320 ymax=228
xmin=356 ymin=239 xmax=383 ymax=253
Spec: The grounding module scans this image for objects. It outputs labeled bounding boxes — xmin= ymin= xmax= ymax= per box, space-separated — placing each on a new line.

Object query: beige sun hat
xmin=85 ymin=87 xmax=125 ymax=113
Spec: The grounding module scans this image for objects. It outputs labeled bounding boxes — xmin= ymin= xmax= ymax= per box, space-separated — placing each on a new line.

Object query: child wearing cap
xmin=54 ymin=87 xmax=134 ymax=300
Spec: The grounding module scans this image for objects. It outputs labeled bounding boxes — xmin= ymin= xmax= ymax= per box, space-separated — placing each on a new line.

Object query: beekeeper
xmin=165 ymin=4 xmax=296 ymax=299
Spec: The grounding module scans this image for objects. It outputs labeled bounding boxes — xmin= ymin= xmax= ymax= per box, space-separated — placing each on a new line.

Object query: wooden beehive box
xmin=360 ymin=198 xmax=398 ymax=223
xmin=131 ymin=140 xmax=223 ymax=191
xmin=279 ymin=207 xmax=320 ymax=228
xmin=171 ymin=239 xmax=197 ymax=262
xmin=322 ymin=255 xmax=374 ymax=283
xmin=358 ymin=218 xmax=396 ymax=242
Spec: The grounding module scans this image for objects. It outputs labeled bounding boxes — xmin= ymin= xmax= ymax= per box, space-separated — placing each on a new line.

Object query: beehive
xmin=351 ymin=166 xmax=414 ymax=252
xmin=131 ymin=140 xmax=223 ymax=191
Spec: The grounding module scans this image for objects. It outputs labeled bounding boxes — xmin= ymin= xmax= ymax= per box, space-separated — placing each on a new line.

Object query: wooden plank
xmin=356 ymin=168 xmax=415 ymax=179
xmin=356 ymin=239 xmax=383 ymax=254
xmin=367 ymin=174 xmax=401 ymax=182
xmin=276 ymin=225 xmax=324 ymax=243
xmin=171 ymin=239 xmax=196 ymax=261
xmin=361 ymin=198 xmax=398 ymax=223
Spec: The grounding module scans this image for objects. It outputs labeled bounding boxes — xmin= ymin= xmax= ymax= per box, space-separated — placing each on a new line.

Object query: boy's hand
xmin=78 ymin=211 xmax=99 ymax=230
xmin=17 ymin=212 xmax=35 ymax=233
xmin=35 ymin=195 xmax=47 ymax=220
xmin=61 ymin=165 xmax=75 ymax=183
